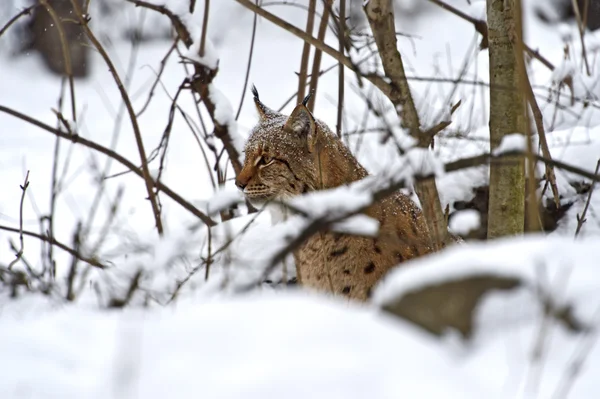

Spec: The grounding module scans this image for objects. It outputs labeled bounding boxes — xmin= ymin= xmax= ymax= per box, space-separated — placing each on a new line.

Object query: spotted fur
xmin=235 ymin=88 xmax=433 ymax=301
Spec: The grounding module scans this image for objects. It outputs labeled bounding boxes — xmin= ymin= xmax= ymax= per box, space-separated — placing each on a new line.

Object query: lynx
xmin=235 ymin=87 xmax=433 ymax=301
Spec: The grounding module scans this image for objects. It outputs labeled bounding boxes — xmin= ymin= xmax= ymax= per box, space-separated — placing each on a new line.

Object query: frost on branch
xmin=183 ymin=38 xmax=219 ymax=70
xmin=208 ymin=84 xmax=245 ymax=157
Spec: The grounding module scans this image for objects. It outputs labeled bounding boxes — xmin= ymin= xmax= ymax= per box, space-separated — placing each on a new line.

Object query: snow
xmin=405 ymin=147 xmax=445 ymax=178
xmin=0 ymin=293 xmax=496 ymax=399
xmin=373 ymin=236 xmax=600 ymax=316
xmin=2 ymin=0 xmax=600 ymax=396
xmin=369 ymin=237 xmax=600 ymax=399
xmin=208 ymin=84 xmax=246 ymax=156
xmin=449 ymin=209 xmax=481 ymax=235
xmin=558 ymin=23 xmax=574 ymax=43
xmin=183 ymin=38 xmax=219 ymax=70
xmin=331 ymin=214 xmax=380 ymax=237
xmin=3 ymin=237 xmax=600 ymax=398
xmin=286 ymin=184 xmax=373 ymax=219
xmin=465 ymin=1 xmax=487 ymax=20
xmin=201 ymin=185 xmax=243 ymax=216
xmin=492 ymin=133 xmax=527 ymax=155
xmin=552 ymin=59 xmax=577 ymax=83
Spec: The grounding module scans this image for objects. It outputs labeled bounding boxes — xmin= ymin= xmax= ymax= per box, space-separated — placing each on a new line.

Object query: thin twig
xmin=205 ymin=226 xmax=213 ymax=281
xmin=336 ymin=0 xmax=345 ymax=137
xmin=235 ymin=0 xmax=259 ymax=120
xmin=297 ymin=0 xmax=316 ymax=104
xmin=70 ymin=0 xmax=163 ymax=235
xmin=128 ymin=0 xmax=244 ymax=175
xmin=571 ymin=0 xmax=591 ymax=75
xmin=428 ymin=0 xmax=556 ymax=70
xmin=1 ymin=224 xmax=105 ymax=269
xmin=137 ymin=40 xmax=178 ymax=117
xmin=234 ymin=0 xmax=396 ymax=101
xmin=40 ymin=0 xmax=77 ymax=123
xmin=306 ymin=0 xmax=333 ymax=112
xmin=128 ymin=0 xmax=192 ymax=46
xmin=0 ymin=5 xmax=36 ymax=39
xmin=199 ymin=0 xmax=210 ymax=56
xmin=0 ymin=104 xmax=216 ymax=226
xmin=575 ymin=159 xmax=600 ymax=237
xmin=47 ymin=79 xmax=67 ymax=277
xmin=83 ymin=13 xmax=144 ymax=245
xmin=65 ymin=222 xmax=82 ymax=301
xmin=524 ymin=72 xmax=561 ymax=208
xmin=7 ymin=171 xmax=30 ymax=270
xmin=445 ymin=150 xmax=600 ymax=183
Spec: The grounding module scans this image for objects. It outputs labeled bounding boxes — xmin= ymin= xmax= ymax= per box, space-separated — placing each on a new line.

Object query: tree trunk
xmin=486 ymin=0 xmax=526 ymax=238
xmin=30 ymin=0 xmax=89 ymax=77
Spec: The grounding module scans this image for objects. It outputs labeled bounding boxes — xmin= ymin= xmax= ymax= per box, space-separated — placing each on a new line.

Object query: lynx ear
xmin=252 ymin=85 xmax=278 ymax=120
xmin=284 ymin=101 xmax=316 ymax=152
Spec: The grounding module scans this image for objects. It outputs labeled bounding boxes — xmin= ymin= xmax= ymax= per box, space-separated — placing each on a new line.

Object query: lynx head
xmin=235 ymin=87 xmax=320 ymax=207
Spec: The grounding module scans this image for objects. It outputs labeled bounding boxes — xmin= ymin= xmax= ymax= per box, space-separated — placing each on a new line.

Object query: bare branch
xmin=199 ymin=0 xmax=210 ymax=57
xmin=235 ymin=0 xmax=259 ymax=120
xmin=234 ymin=0 xmax=397 ymax=100
xmin=0 ymin=224 xmax=106 ymax=269
xmin=40 ymin=0 xmax=77 ymax=123
xmin=306 ymin=1 xmax=332 ymax=112
xmin=575 ymin=160 xmax=600 ymax=237
xmin=127 ymin=0 xmax=244 ymax=175
xmin=0 ymin=104 xmax=216 ymax=227
xmin=127 ymin=0 xmax=192 ymax=46
xmin=0 ymin=5 xmax=36 ymax=39
xmin=428 ymin=0 xmax=557 ymax=72
xmin=297 ymin=0 xmax=316 ymax=104
xmin=7 ymin=171 xmax=30 ymax=270
xmin=70 ymin=0 xmax=164 ymax=235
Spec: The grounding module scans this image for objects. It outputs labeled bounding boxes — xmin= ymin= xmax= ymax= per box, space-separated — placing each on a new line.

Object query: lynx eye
xmin=259 ymin=155 xmax=274 ymax=166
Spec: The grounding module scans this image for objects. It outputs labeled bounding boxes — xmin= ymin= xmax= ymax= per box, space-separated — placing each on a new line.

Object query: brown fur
xmin=236 ymin=92 xmax=433 ymax=301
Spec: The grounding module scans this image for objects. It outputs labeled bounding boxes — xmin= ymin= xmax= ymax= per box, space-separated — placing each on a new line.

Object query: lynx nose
xmin=235 ymin=178 xmax=247 ymax=191
xmin=236 ymin=167 xmax=252 ymax=191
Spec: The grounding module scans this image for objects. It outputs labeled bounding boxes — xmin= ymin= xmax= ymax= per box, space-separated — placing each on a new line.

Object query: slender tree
xmin=486 ymin=0 xmax=527 ymax=238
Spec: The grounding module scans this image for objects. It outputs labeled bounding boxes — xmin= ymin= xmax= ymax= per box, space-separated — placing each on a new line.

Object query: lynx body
xmin=236 ymin=89 xmax=432 ymax=300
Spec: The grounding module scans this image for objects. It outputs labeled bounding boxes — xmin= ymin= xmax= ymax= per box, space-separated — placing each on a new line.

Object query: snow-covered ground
xmin=1 ymin=0 xmax=600 ymax=397
xmin=2 ymin=237 xmax=600 ymax=399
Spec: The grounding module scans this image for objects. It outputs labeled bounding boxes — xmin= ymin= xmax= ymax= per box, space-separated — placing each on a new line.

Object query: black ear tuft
xmin=252 ymin=85 xmax=279 ymax=120
xmin=302 ymin=91 xmax=312 ymax=106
